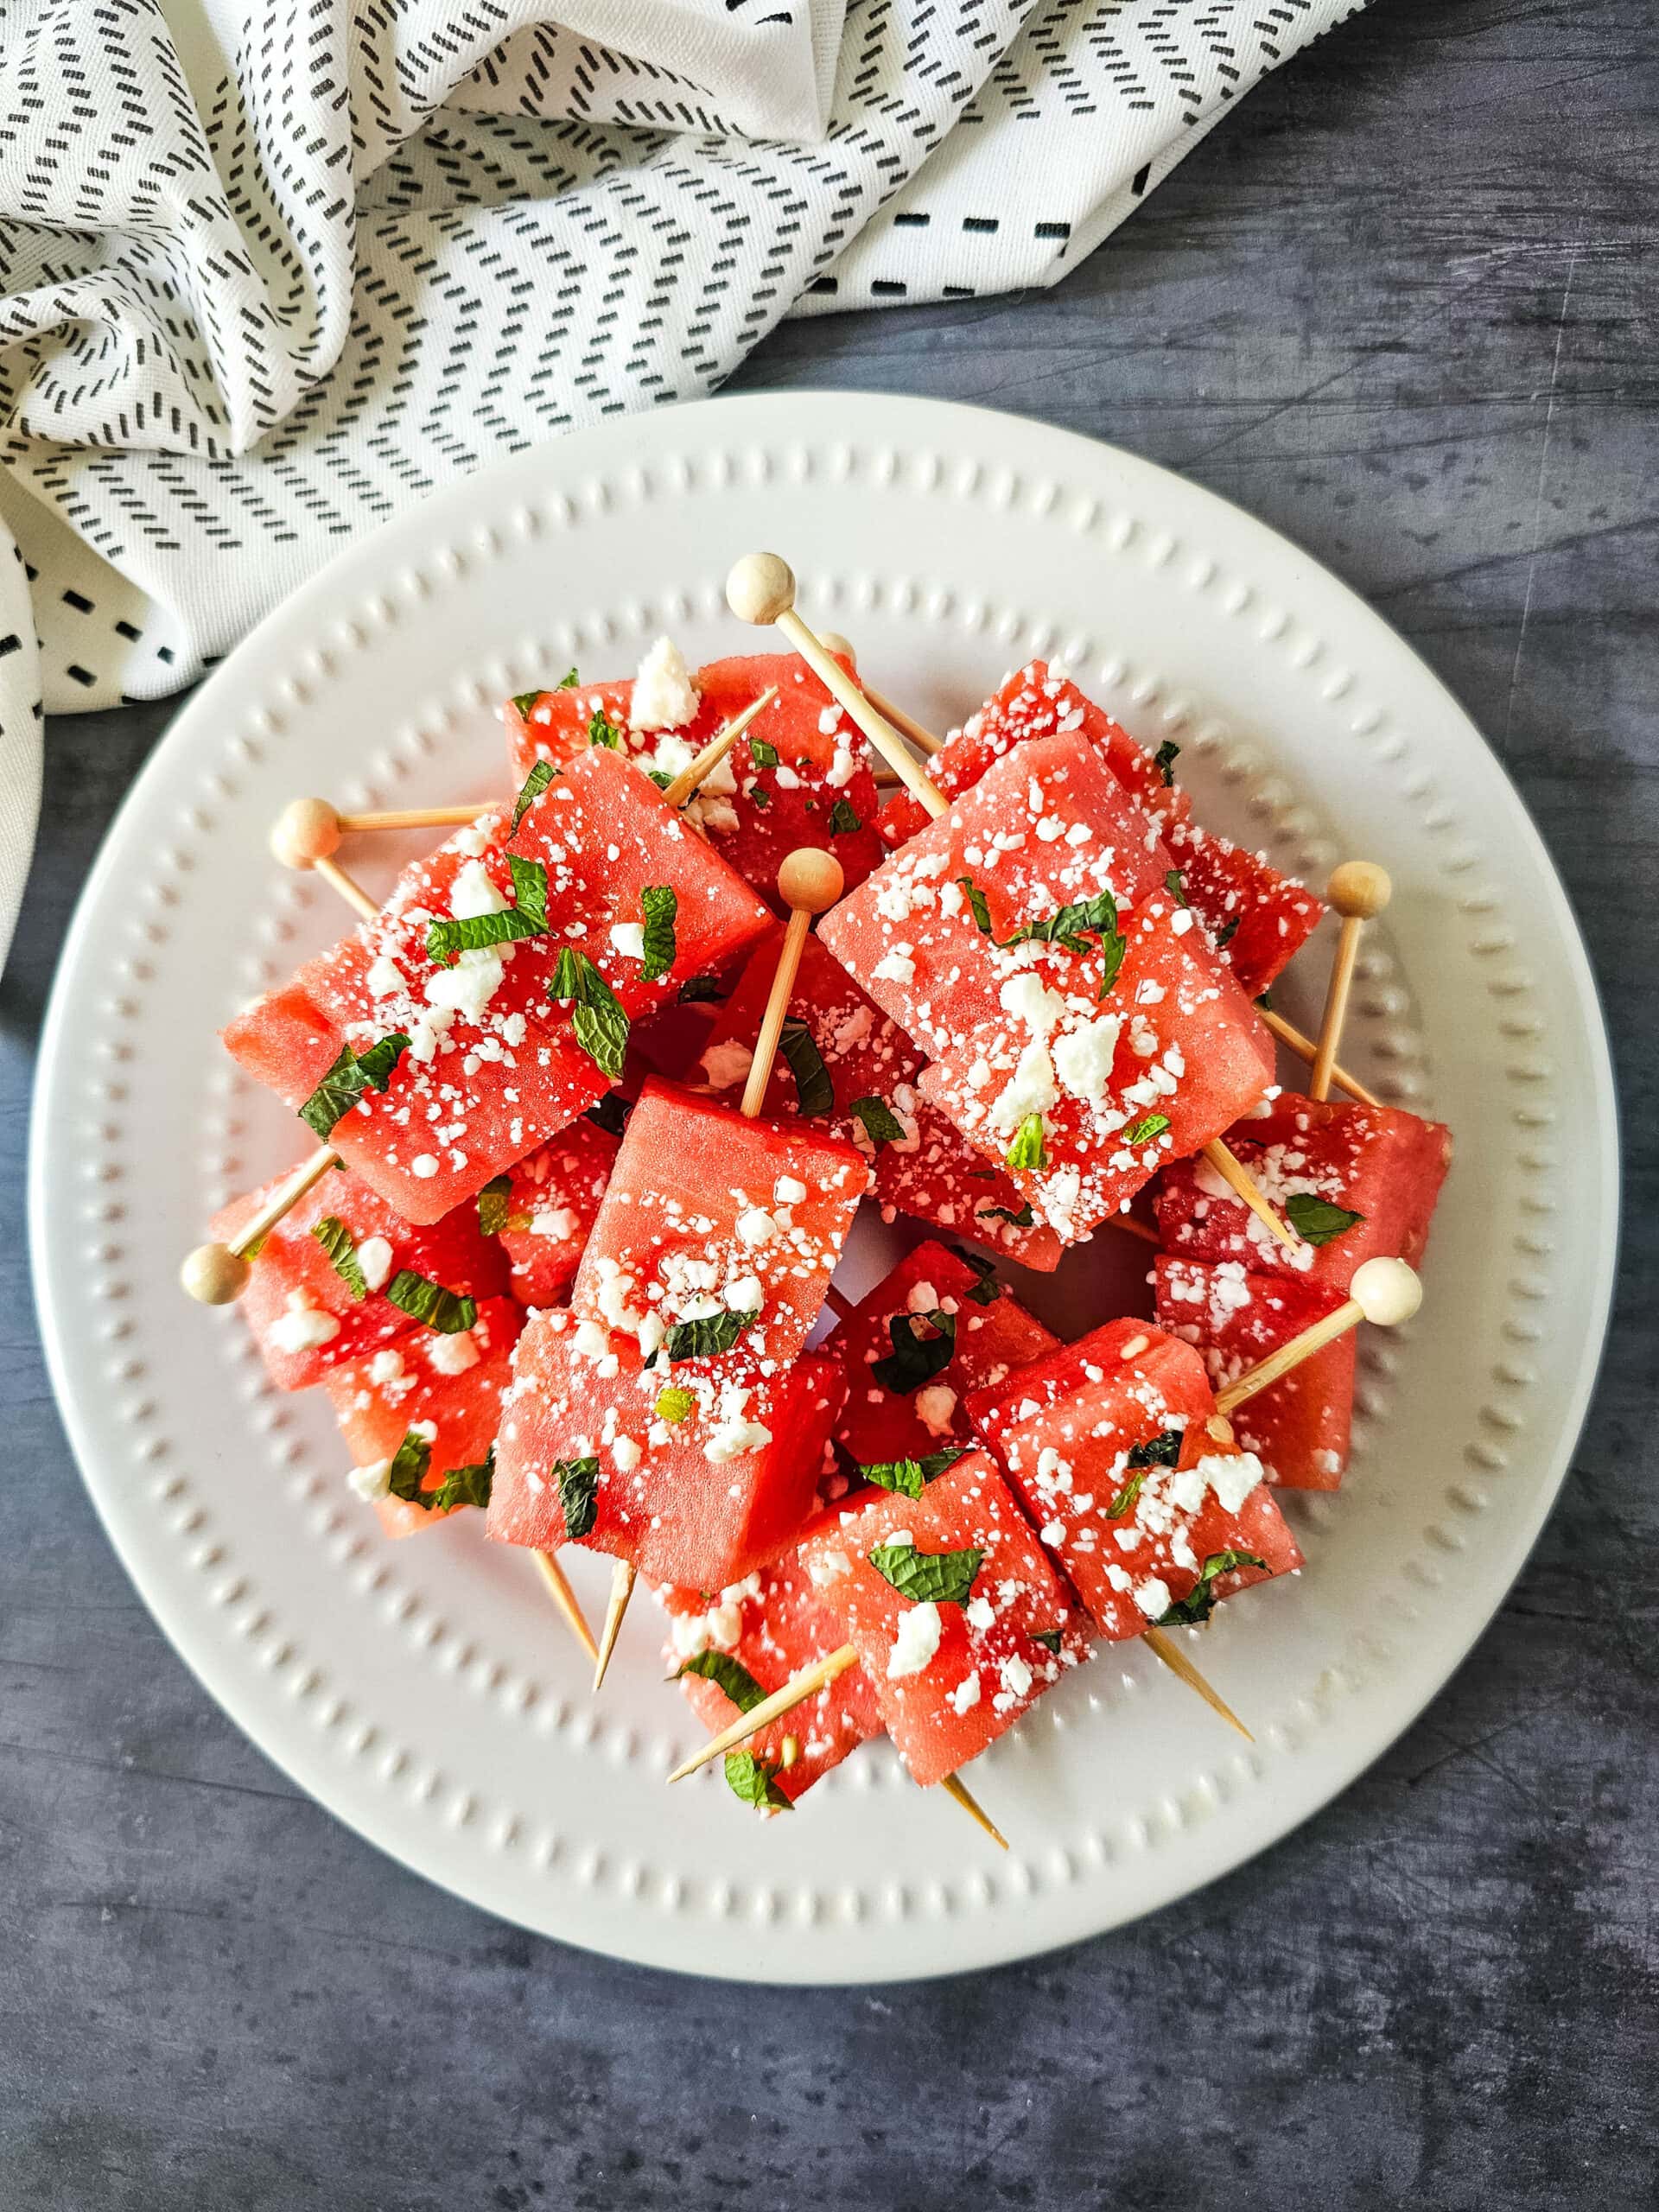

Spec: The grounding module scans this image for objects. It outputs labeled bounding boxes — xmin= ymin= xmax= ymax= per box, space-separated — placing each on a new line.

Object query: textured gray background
xmin=3 ymin=0 xmax=1654 ymax=2204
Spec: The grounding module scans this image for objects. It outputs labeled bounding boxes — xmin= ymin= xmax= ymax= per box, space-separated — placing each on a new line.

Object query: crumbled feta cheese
xmin=612 ymin=1435 xmax=642 ymax=1473
xmin=366 ymin=955 xmax=406 ymax=1001
xmin=999 ymin=971 xmax=1067 ymax=1039
xmin=269 ymin=1291 xmax=340 ymax=1353
xmin=947 ymin=1674 xmax=982 ymax=1715
xmin=700 ymin=1040 xmax=753 ymax=1090
xmin=887 ymin=1600 xmax=943 ymax=1679
xmin=1132 ymin=1575 xmax=1172 ymax=1619
xmin=356 ymin=1236 xmax=393 ymax=1294
xmin=1194 ymin=1449 xmax=1267 ymax=1516
xmin=609 ymin=922 xmax=645 ymax=962
xmin=425 ymin=1330 xmax=480 ymax=1376
xmin=723 ymin=1274 xmax=764 ymax=1313
xmin=1052 ymin=1014 xmax=1123 ymax=1108
xmin=774 ymin=1175 xmax=806 ymax=1205
xmin=450 ymin=858 xmax=508 ymax=920
xmin=914 ymin=1383 xmax=958 ymax=1437
xmin=735 ymin=1207 xmax=778 ymax=1249
xmin=630 ymin=637 xmax=700 ymax=731
xmin=346 ymin=1459 xmax=391 ymax=1502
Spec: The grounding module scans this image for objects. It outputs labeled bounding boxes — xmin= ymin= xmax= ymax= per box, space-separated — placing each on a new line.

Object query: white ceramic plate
xmin=32 ymin=392 xmax=1616 ymax=1984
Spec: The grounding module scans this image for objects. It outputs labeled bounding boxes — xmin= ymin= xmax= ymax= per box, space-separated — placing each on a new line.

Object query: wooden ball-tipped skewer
xmin=817 ymin=632 xmax=944 ymax=760
xmin=1257 ymin=1005 xmax=1380 ymax=1109
xmin=591 ymin=843 xmax=848 ymax=1697
xmin=180 ymin=1144 xmax=341 ymax=1305
xmin=671 ymin=1257 xmax=1424 ymax=1783
xmin=1309 ymin=863 xmax=1391 ymax=1105
xmin=728 ymin=555 xmax=1300 ymax=1252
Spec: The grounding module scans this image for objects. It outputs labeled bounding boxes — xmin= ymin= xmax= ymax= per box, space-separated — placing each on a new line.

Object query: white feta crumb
xmin=914 ymin=1383 xmax=958 ymax=1437
xmin=355 ymin=1236 xmax=393 ymax=1293
xmin=887 ymin=1600 xmax=943 ymax=1679
xmin=609 ymin=921 xmax=645 ymax=961
xmin=425 ymin=1330 xmax=480 ymax=1376
xmin=630 ymin=637 xmax=700 ymax=731
xmin=269 ymin=1291 xmax=340 ymax=1353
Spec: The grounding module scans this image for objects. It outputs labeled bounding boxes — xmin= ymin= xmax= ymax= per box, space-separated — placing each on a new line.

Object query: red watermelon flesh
xmin=967 ymin=1317 xmax=1302 ymax=1641
xmin=506 ymin=648 xmax=885 ymax=906
xmin=796 ymin=1450 xmax=1089 ymax=1789
xmin=210 ymin=1165 xmax=507 ymax=1391
xmin=487 ymin=1306 xmax=843 ymax=1587
xmin=820 ymin=728 xmax=1273 ymax=1247
xmin=223 ymin=752 xmax=770 ymax=1224
xmin=878 ymin=661 xmax=1322 ymax=995
xmin=656 ymin=1550 xmax=885 ymax=1806
xmin=696 ymin=928 xmax=1062 ymax=1270
xmin=572 ymin=1077 xmax=864 ymax=1372
xmin=495 ymin=1116 xmax=619 ymax=1308
xmin=830 ymin=1239 xmax=1061 ymax=1474
xmin=1156 ymin=1256 xmax=1354 ymax=1491
xmin=323 ymin=1296 xmax=521 ymax=1540
xmin=1154 ymin=1091 xmax=1452 ymax=1291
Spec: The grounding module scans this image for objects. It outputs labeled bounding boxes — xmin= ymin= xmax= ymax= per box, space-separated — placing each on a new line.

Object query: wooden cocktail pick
xmin=817 ymin=632 xmax=944 ymax=759
xmin=1309 ymin=863 xmax=1391 ymax=1104
xmin=590 ymin=844 xmax=849 ymax=1695
xmin=1257 ymin=1004 xmax=1380 ymax=1109
xmin=727 ymin=554 xmax=1299 ymax=1250
xmin=1216 ymin=1255 xmax=1421 ymax=1414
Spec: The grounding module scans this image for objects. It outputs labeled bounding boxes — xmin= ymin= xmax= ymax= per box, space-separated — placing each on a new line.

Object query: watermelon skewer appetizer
xmin=724 ymin=554 xmax=1300 ymax=1258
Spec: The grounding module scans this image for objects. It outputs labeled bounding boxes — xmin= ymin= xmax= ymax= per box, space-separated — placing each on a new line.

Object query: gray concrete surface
xmin=2 ymin=0 xmax=1653 ymax=2203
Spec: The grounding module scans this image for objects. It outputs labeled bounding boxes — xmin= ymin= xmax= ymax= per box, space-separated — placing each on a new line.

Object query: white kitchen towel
xmin=0 ymin=0 xmax=1362 ymax=957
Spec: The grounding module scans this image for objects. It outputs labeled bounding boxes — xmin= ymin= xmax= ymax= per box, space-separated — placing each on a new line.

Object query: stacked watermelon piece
xmin=820 ymin=728 xmax=1274 ymax=1248
xmin=878 ymin=661 xmax=1324 ymax=999
xmin=505 ymin=645 xmax=886 ymax=908
xmin=222 ymin=746 xmax=772 ymax=1223
xmin=1152 ymin=1092 xmax=1452 ymax=1487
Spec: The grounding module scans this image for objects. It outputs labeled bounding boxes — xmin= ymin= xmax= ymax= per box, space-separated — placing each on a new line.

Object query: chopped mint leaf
xmin=298 ymin=1033 xmax=410 ymax=1140
xmin=548 ymin=946 xmax=629 ymax=1081
xmin=849 ymin=1094 xmax=906 ymax=1148
xmin=870 ymin=1309 xmax=957 ymax=1395
xmin=477 ymin=1174 xmax=512 ymax=1238
xmin=1214 ymin=916 xmax=1240 ymax=950
xmin=779 ymin=1017 xmax=834 ymax=1118
xmin=385 ymin=1430 xmax=433 ymax=1503
xmin=554 ymin=1456 xmax=601 ymax=1541
xmin=1156 ymin=1549 xmax=1268 ymax=1629
xmin=588 ymin=706 xmax=623 ymax=750
xmin=510 ymin=758 xmax=556 ymax=833
xmin=1097 ymin=926 xmax=1127 ymax=1000
xmin=1105 ymin=1471 xmax=1147 ymax=1520
xmin=857 ymin=1447 xmax=967 ymax=1499
xmin=677 ymin=974 xmax=726 ymax=1004
xmin=310 ymin=1215 xmax=367 ymax=1300
xmin=654 ymin=1386 xmax=696 ymax=1425
xmin=585 ymin=1091 xmax=632 ymax=1137
xmin=426 ymin=1451 xmax=493 ymax=1515
xmin=748 ymin=735 xmax=779 ymax=767
xmin=1032 ymin=1628 xmax=1065 ymax=1655
xmin=426 ymin=856 xmax=550 ymax=963
xmin=509 ymin=690 xmax=542 ymax=719
xmin=1153 ymin=740 xmax=1180 ymax=786
xmin=647 ymin=770 xmax=674 ymax=791
xmin=385 ymin=1270 xmax=478 ymax=1335
xmin=1006 ymin=1114 xmax=1048 ymax=1173
xmin=964 ymin=1271 xmax=1001 ymax=1306
xmin=1126 ymin=1427 xmax=1181 ymax=1471
xmin=639 ymin=884 xmax=677 ymax=983
xmin=1165 ymin=868 xmax=1188 ymax=906
xmin=1121 ymin=1114 xmax=1171 ymax=1147
xmin=556 ymin=667 xmax=579 ymax=689
xmin=1284 ymin=1192 xmax=1364 ymax=1246
xmin=664 ymin=1308 xmax=757 ymax=1363
xmin=748 ymin=785 xmax=772 ymax=810
xmin=977 ymin=1198 xmax=1035 ymax=1229
xmin=724 ymin=1749 xmax=791 ymax=1813
xmin=676 ymin=1649 xmax=766 ymax=1712
xmin=868 ymin=1538 xmax=982 ymax=1607
xmin=960 ymin=876 xmax=1120 ymax=957
xmin=957 ymin=875 xmax=994 ymax=934
xmin=828 ymin=798 xmax=861 ymax=836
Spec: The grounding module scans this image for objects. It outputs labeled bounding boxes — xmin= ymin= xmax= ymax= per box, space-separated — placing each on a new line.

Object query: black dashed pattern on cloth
xmin=0 ymin=0 xmax=1360 ymax=947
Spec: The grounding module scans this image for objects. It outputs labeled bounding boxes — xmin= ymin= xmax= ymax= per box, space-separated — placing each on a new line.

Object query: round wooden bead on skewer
xmin=1217 ymin=1255 xmax=1421 ymax=1415
xmin=1309 ymin=861 xmax=1391 ymax=1104
xmin=179 ymin=1241 xmax=252 ymax=1306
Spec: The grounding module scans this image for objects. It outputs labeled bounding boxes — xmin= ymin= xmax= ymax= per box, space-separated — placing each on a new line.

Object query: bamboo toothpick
xmin=1141 ymin=1627 xmax=1252 ymax=1741
xmin=1258 ymin=1005 xmax=1380 ymax=1109
xmin=534 ymin=1550 xmax=601 ymax=1666
xmin=817 ymin=632 xmax=945 ymax=760
xmin=1203 ymin=1135 xmax=1298 ymax=1250
xmin=667 ymin=1643 xmax=861 ymax=1780
xmin=181 ymin=1144 xmax=343 ymax=1306
xmin=938 ymin=1773 xmax=1008 ymax=1848
xmin=592 ymin=1559 xmax=637 ymax=1693
xmin=662 ymin=687 xmax=780 ymax=811
xmin=1216 ymin=1256 xmax=1421 ymax=1414
xmin=1309 ymin=863 xmax=1391 ymax=1103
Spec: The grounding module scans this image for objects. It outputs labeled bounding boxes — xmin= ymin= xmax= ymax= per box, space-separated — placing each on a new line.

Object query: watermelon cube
xmin=488 ymin=1306 xmax=844 ymax=1587
xmin=656 ymin=1551 xmax=885 ymax=1807
xmin=505 ymin=645 xmax=885 ymax=906
xmin=877 ymin=661 xmax=1322 ymax=996
xmin=571 ymin=1076 xmax=865 ymax=1371
xmin=324 ymin=1296 xmax=522 ymax=1540
xmin=796 ymin=1451 xmax=1089 ymax=1789
xmin=829 ymin=1239 xmax=1061 ymax=1474
xmin=1156 ymin=1256 xmax=1354 ymax=1491
xmin=493 ymin=1116 xmax=619 ymax=1308
xmin=696 ymin=928 xmax=1062 ymax=1270
xmin=222 ymin=749 xmax=771 ymax=1224
xmin=821 ymin=728 xmax=1274 ymax=1248
xmin=1153 ymin=1091 xmax=1452 ymax=1289
xmin=210 ymin=1163 xmax=508 ymax=1391
xmin=966 ymin=1318 xmax=1303 ymax=1641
